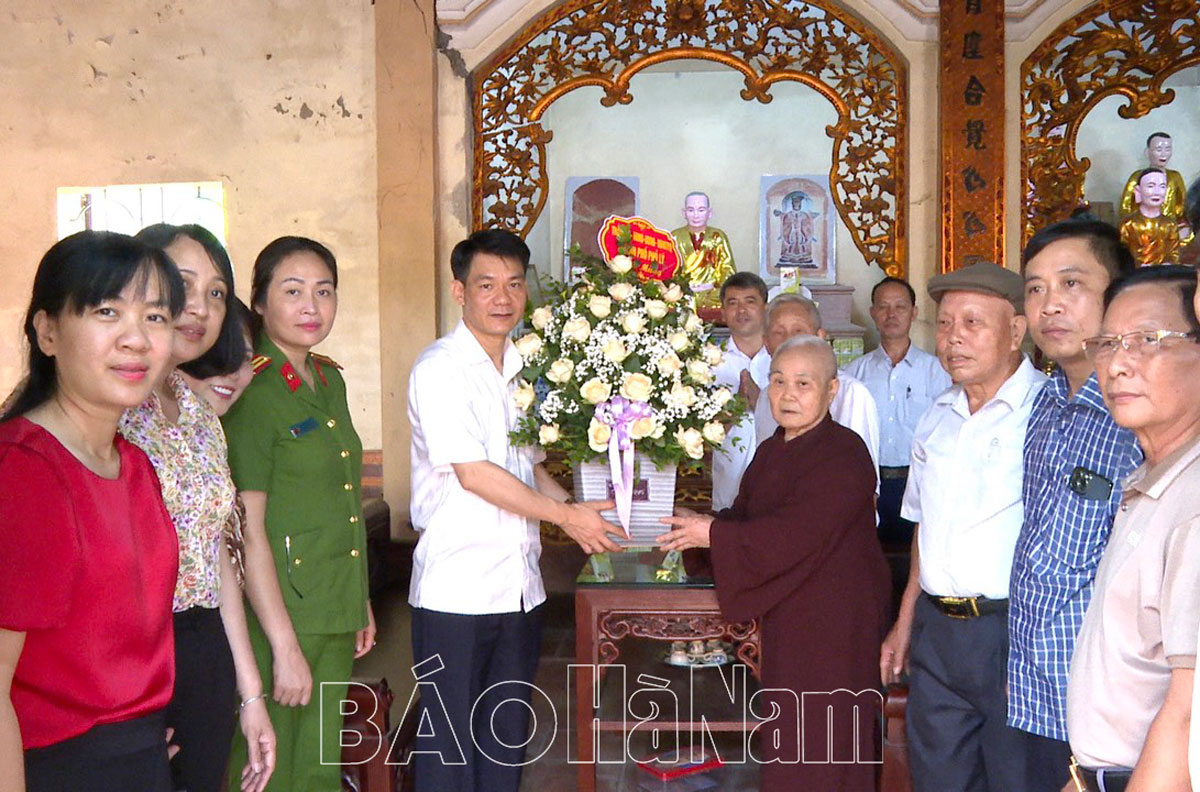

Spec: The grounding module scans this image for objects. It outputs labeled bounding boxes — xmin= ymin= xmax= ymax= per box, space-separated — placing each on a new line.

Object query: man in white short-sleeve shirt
xmin=752 ymin=294 xmax=881 ymax=478
xmin=710 ymin=272 xmax=769 ymax=511
xmin=407 ymin=230 xmax=623 ymax=792
xmin=844 ymin=277 xmax=950 ymax=544
xmin=879 ymin=262 xmax=1046 ymax=792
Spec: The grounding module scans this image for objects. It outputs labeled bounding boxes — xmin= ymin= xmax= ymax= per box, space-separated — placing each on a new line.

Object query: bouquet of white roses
xmin=509 ymin=245 xmax=746 ymax=473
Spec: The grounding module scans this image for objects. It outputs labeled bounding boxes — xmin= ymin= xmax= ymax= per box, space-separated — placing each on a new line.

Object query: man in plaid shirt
xmin=1008 ymin=219 xmax=1141 ymax=790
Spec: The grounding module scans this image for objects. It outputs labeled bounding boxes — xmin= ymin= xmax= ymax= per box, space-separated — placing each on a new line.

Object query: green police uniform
xmin=223 ymin=334 xmax=368 ymax=792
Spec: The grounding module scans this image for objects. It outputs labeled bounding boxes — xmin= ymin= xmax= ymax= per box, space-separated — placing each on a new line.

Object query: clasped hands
xmin=656 ymin=507 xmax=715 ymax=551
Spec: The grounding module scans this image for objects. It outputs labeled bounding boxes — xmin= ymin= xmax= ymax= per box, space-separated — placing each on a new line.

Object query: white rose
xmin=644 ymin=299 xmax=669 ymax=320
xmin=608 ymin=282 xmax=636 ymax=302
xmin=662 ymin=283 xmax=683 ymax=303
xmin=602 ymin=338 xmax=629 ymax=364
xmin=562 ymin=316 xmax=591 ymax=343
xmin=712 ymin=387 xmax=733 ymax=407
xmin=609 ymin=254 xmax=634 ymax=274
xmin=538 ymin=423 xmax=560 ymax=445
xmin=675 ymin=427 xmax=705 ymax=460
xmin=684 ymin=312 xmax=705 ymax=333
xmin=669 ymin=331 xmax=691 ymax=352
xmin=545 ymin=358 xmax=574 ymax=384
xmin=513 ymin=381 xmax=536 ymax=411
xmin=588 ymin=295 xmax=612 ymax=318
xmin=620 ymin=373 xmax=654 ymax=402
xmin=651 ymin=420 xmax=666 ymax=439
xmin=702 ymin=421 xmax=726 ymax=444
xmin=655 ymin=351 xmax=683 ymax=377
xmin=670 ymin=383 xmax=697 ymax=408
xmin=588 ymin=418 xmax=613 ymax=452
xmin=621 ymin=312 xmax=647 ymax=334
xmin=513 ymin=333 xmax=543 ymax=359
xmin=702 ymin=343 xmax=723 ymax=366
xmin=629 ymin=416 xmax=655 ymax=440
xmin=686 ymin=360 xmax=713 ymax=384
xmin=530 ymin=306 xmax=553 ymax=331
xmin=579 ymin=377 xmax=612 ymax=405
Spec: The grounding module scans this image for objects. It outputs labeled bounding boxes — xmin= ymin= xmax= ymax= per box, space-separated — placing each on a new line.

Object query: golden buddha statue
xmin=670 ymin=191 xmax=735 ymax=310
xmin=1119 ymin=132 xmax=1188 ymax=221
xmin=1119 ymin=168 xmax=1194 ymax=267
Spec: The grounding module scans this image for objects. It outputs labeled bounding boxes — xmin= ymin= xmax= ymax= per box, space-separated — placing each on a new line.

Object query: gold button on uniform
xmin=349 ymin=516 xmax=358 ymax=524
xmin=293 ymin=558 xmax=302 ymax=566
xmin=343 ymin=483 xmax=353 ymax=491
xmin=340 ymin=450 xmax=349 ymax=458
xmin=350 ymin=549 xmax=360 ymax=558
xmin=326 ymin=419 xmax=336 ymax=428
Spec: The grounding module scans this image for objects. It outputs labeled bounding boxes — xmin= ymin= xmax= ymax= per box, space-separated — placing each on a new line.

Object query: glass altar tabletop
xmin=575 ymin=549 xmax=715 ymax=588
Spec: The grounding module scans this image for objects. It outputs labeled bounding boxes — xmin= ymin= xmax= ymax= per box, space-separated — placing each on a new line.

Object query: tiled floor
xmin=353 ymin=550 xmax=760 ymax=791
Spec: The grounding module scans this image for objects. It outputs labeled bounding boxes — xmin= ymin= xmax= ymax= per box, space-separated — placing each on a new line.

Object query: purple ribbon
xmin=595 ymin=396 xmax=653 ymax=532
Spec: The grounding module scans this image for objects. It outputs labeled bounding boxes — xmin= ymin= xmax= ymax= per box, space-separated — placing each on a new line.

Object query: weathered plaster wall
xmin=436 ymin=0 xmax=943 ymax=354
xmin=0 ymin=0 xmax=382 ymax=445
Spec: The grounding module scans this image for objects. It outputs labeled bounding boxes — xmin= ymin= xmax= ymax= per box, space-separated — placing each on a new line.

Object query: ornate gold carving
xmin=472 ymin=0 xmax=909 ymax=278
xmin=1021 ymin=0 xmax=1200 ymax=243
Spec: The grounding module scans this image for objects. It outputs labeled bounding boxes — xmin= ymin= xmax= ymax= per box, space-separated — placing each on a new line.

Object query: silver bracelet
xmin=239 ymin=693 xmax=267 ymax=710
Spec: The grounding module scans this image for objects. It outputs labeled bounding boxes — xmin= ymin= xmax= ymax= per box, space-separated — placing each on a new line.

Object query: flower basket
xmin=574 ymin=452 xmax=677 ymax=547
xmin=508 ymin=220 xmax=747 ymax=541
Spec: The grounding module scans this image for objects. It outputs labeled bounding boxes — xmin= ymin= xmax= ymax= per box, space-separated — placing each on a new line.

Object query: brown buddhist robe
xmin=709 ymin=414 xmax=890 ymax=791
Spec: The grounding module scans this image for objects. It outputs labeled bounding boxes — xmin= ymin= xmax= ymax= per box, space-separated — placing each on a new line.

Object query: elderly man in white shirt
xmin=407 ymin=229 xmax=623 ymax=792
xmin=845 ymin=277 xmax=950 ymax=544
xmin=752 ymin=294 xmax=881 ymax=475
xmin=711 ymin=272 xmax=770 ymax=511
xmin=879 ymin=262 xmax=1046 ymax=792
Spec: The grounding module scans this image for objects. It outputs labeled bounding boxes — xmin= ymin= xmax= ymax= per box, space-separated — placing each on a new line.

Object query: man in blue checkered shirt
xmin=1008 ymin=219 xmax=1141 ymax=790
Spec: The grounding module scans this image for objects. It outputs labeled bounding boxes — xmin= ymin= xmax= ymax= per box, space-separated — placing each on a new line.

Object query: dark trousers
xmin=25 ymin=710 xmax=172 ymax=792
xmin=878 ymin=471 xmax=916 ymax=546
xmin=907 ymin=595 xmax=1025 ymax=792
xmin=410 ymin=605 xmax=544 ymax=792
xmin=1017 ymin=729 xmax=1073 ymax=792
xmin=167 ymin=606 xmax=237 ymax=792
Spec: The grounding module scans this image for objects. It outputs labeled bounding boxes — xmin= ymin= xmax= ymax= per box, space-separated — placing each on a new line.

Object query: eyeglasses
xmin=1081 ymin=330 xmax=1199 ymax=361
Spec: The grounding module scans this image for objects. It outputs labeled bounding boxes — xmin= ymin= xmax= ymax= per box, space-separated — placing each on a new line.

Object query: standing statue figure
xmin=671 ymin=191 xmax=735 ymax=310
xmin=1119 ymin=132 xmax=1188 ymax=221
xmin=1119 ymin=168 xmax=1194 ymax=267
xmin=774 ymin=192 xmax=818 ymax=267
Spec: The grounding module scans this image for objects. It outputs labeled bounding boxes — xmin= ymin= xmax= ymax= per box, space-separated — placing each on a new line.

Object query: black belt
xmin=879 ymin=465 xmax=909 ymax=480
xmin=1074 ymin=765 xmax=1131 ymax=792
xmin=924 ymin=593 xmax=1007 ymax=619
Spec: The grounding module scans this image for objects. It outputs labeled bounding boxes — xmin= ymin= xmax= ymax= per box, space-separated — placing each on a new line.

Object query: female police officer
xmin=223 ymin=236 xmax=375 ymax=792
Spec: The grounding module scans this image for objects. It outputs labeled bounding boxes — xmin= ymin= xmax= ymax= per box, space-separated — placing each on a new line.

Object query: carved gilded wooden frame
xmin=471 ymin=0 xmax=909 ymax=277
xmin=1021 ymin=0 xmax=1200 ymax=243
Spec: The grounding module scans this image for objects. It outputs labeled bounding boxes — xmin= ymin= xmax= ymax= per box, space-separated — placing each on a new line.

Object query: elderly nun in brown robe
xmin=659 ymin=334 xmax=891 ymax=791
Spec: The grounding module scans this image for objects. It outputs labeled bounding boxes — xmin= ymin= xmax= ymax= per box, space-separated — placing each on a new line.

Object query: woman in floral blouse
xmin=120 ymin=225 xmax=283 ymax=792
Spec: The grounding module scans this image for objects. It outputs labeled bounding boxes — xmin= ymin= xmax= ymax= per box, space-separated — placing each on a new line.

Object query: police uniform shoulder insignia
xmin=310 ymin=353 xmax=342 ymax=370
xmin=251 ymin=355 xmax=272 ymax=375
xmin=310 ymin=353 xmax=341 ymax=387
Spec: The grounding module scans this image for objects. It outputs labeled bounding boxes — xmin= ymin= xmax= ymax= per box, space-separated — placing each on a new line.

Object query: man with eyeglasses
xmin=1065 ymin=265 xmax=1200 ymax=792
xmin=1006 ymin=220 xmax=1140 ymax=792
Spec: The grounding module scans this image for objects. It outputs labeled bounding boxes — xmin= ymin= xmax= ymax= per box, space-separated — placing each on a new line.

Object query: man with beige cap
xmin=879 ymin=262 xmax=1047 ymax=791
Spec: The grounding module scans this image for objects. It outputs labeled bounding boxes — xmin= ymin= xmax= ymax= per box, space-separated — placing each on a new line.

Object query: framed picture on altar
xmin=563 ymin=176 xmax=639 ymax=281
xmin=759 ymin=174 xmax=836 ymax=284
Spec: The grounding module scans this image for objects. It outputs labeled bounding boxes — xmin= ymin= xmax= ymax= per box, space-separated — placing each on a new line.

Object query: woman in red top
xmin=0 ymin=231 xmax=184 ymax=792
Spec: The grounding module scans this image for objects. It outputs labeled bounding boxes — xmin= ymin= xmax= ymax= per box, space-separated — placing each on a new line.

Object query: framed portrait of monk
xmin=760 ymin=174 xmax=837 ymax=284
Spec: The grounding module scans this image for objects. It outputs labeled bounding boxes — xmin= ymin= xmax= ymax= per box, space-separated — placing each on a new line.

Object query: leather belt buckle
xmin=935 ymin=595 xmax=979 ymax=619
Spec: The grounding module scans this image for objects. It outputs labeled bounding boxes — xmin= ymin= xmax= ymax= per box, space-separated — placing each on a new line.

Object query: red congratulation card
xmin=597 ymin=215 xmax=681 ymax=282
